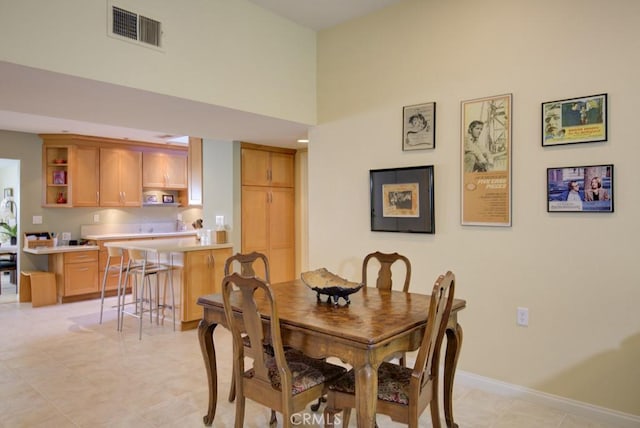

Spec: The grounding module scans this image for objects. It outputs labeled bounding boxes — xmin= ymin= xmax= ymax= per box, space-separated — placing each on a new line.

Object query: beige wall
xmin=312 ymin=0 xmax=639 ymax=416
xmin=0 ymin=0 xmax=316 ymax=124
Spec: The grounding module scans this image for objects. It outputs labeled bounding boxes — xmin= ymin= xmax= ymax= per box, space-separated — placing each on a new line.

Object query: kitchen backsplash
xmin=80 ymin=221 xmax=185 ymax=236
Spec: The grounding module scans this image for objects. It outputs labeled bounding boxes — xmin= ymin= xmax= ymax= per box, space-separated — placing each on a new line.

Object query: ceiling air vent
xmin=110 ymin=4 xmax=162 ymax=48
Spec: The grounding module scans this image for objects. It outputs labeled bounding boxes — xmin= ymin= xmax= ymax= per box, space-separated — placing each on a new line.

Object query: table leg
xmin=198 ymin=319 xmax=218 ymax=426
xmin=354 ymin=362 xmax=377 ymax=428
xmin=443 ymin=322 xmax=463 ymax=428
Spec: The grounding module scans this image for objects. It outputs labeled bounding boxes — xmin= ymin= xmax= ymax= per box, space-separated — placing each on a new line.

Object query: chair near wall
xmin=0 ymin=253 xmax=17 ymax=294
xmin=362 ymin=251 xmax=412 ymax=366
xmin=222 ymin=272 xmax=347 ymax=428
xmin=324 ymin=271 xmax=455 ymax=428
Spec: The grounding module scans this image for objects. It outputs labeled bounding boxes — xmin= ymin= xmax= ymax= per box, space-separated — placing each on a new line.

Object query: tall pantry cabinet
xmin=241 ymin=144 xmax=295 ymax=284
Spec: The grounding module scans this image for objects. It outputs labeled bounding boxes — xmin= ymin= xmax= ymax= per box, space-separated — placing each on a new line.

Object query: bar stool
xmin=98 ymin=246 xmax=129 ymax=326
xmin=120 ymin=248 xmax=175 ymax=340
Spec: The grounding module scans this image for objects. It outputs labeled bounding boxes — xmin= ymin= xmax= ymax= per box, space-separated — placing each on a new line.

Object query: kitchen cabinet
xmin=73 ymin=145 xmax=100 ymax=206
xmin=181 ymin=247 xmax=232 ymax=324
xmin=100 ymin=147 xmax=142 ymax=207
xmin=241 ymin=147 xmax=294 ymax=188
xmin=241 ymin=145 xmax=296 ymax=284
xmin=142 ymin=150 xmax=187 ymax=189
xmin=49 ymin=250 xmax=99 ymax=302
xmin=42 ymin=144 xmax=71 ymax=207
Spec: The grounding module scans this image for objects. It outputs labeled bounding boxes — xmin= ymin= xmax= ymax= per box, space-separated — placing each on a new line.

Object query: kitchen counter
xmin=23 ymin=245 xmax=99 ymax=255
xmin=104 ymin=237 xmax=232 ymax=253
xmin=82 ymin=230 xmax=197 ymax=240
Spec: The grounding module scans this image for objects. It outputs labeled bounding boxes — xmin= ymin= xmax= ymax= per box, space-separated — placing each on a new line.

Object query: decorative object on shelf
xmin=547 ymin=164 xmax=614 ymax=213
xmin=53 ymin=158 xmax=67 ymax=164
xmin=52 ymin=170 xmax=66 ymax=185
xmin=145 ymin=194 xmax=158 ymax=203
xmin=402 ymin=101 xmax=436 ymax=151
xmin=370 ymin=165 xmax=435 ymax=234
xmin=461 ymin=93 xmax=512 ymax=227
xmin=162 ymin=194 xmax=174 ymax=203
xmin=301 ymin=268 xmax=364 ymax=306
xmin=56 ymin=192 xmax=67 ymax=204
xmin=542 ymin=93 xmax=607 ymax=146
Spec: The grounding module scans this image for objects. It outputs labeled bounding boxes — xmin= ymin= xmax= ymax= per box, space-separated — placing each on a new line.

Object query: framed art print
xmin=542 ymin=93 xmax=607 ymax=146
xmin=370 ymin=165 xmax=435 ymax=233
xmin=547 ymin=164 xmax=613 ymax=212
xmin=402 ymin=102 xmax=435 ymax=151
xmin=461 ymin=93 xmax=512 ymax=226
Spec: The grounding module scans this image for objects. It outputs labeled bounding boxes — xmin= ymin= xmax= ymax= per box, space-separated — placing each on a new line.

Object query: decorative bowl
xmin=301 ymin=268 xmax=364 ymax=306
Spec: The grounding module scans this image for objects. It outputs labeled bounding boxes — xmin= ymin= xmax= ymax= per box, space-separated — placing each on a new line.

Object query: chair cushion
xmin=329 ymin=361 xmax=412 ymax=405
xmin=246 ymin=348 xmax=346 ymax=395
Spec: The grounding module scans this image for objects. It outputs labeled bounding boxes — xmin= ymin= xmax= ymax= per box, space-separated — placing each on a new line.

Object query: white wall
xmin=311 ymin=0 xmax=640 ymax=416
xmin=0 ymin=0 xmax=316 ymax=124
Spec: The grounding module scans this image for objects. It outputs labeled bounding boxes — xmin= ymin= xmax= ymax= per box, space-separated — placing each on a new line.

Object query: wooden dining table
xmin=197 ymin=279 xmax=466 ymax=428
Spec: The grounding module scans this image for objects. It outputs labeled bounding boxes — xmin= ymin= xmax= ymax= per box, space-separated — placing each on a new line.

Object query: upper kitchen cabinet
xmin=142 ymin=150 xmax=187 ymax=189
xmin=241 ymin=145 xmax=295 ymax=188
xmin=99 ymin=147 xmax=142 ymax=207
xmin=41 ymin=136 xmax=99 ymax=207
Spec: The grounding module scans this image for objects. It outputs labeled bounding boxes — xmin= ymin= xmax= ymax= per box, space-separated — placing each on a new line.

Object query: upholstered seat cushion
xmin=246 ymin=348 xmax=346 ymax=395
xmin=329 ymin=361 xmax=412 ymax=405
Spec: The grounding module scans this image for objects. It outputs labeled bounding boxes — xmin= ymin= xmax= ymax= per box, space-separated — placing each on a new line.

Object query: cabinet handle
xmin=96 ymin=191 xmax=99 ymax=203
xmin=77 ymin=267 xmax=89 ymax=272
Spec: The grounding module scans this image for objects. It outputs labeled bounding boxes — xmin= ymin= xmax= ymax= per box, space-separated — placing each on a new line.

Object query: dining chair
xmin=222 ymin=272 xmax=347 ymax=428
xmin=323 ymin=271 xmax=455 ymax=428
xmin=362 ymin=251 xmax=412 ymax=292
xmin=120 ymin=248 xmax=174 ymax=340
xmin=223 ymin=251 xmax=278 ymax=423
xmin=362 ymin=251 xmax=412 ymax=366
xmin=0 ymin=253 xmax=17 ymax=294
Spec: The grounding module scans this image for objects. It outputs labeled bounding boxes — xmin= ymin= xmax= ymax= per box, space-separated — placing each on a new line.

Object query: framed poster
xmin=370 ymin=165 xmax=435 ymax=233
xmin=402 ymin=102 xmax=436 ymax=151
xmin=461 ymin=93 xmax=512 ymax=226
xmin=547 ymin=164 xmax=613 ymax=212
xmin=542 ymin=93 xmax=607 ymax=146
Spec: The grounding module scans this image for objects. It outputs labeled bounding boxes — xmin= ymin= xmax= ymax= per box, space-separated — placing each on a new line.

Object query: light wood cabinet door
xmin=100 ymin=148 xmax=142 ymax=207
xmin=187 ymin=137 xmax=203 ymax=206
xmin=241 ymin=148 xmax=294 ymax=188
xmin=50 ymin=251 xmax=99 ymax=298
xmin=182 ymin=247 xmax=231 ymax=322
xmin=142 ymin=151 xmax=187 ymax=189
xmin=73 ymin=145 xmax=99 ymax=207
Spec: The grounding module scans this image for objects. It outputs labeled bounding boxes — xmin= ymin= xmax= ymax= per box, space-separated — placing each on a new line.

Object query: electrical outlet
xmin=177 ymin=213 xmax=183 ymax=221
xmin=93 ymin=214 xmax=100 ymax=223
xmin=517 ymin=307 xmax=529 ymax=327
xmin=33 ymin=215 xmax=43 ymax=224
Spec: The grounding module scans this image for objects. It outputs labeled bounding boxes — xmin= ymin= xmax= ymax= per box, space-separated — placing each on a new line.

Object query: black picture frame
xmin=402 ymin=102 xmax=436 ymax=151
xmin=162 ymin=194 xmax=174 ymax=204
xmin=370 ymin=165 xmax=435 ymax=233
xmin=542 ymin=93 xmax=607 ymax=146
xmin=547 ymin=164 xmax=614 ymax=213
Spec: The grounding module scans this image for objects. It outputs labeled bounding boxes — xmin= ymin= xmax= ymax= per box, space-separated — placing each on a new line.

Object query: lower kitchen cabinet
xmin=49 ymin=250 xmax=99 ymax=302
xmin=180 ymin=247 xmax=232 ymax=327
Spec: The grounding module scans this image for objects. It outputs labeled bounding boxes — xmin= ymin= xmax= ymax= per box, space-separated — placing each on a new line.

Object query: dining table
xmin=197 ymin=279 xmax=466 ymax=428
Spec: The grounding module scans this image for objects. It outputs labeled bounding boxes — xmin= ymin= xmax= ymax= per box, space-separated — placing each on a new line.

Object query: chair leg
xmin=311 ymin=395 xmax=327 ymax=411
xmin=98 ymin=256 xmax=110 ymax=324
xmin=269 ymin=410 xmax=277 ymax=426
xmin=429 ymin=395 xmax=442 ymax=428
xmin=228 ymin=374 xmax=236 ymax=402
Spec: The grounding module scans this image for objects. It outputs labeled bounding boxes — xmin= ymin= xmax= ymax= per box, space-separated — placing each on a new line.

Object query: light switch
xmin=33 ymin=215 xmax=43 ymax=224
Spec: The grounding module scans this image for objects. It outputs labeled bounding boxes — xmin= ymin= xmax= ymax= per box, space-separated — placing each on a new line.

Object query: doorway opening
xmin=0 ymin=158 xmax=19 ymax=304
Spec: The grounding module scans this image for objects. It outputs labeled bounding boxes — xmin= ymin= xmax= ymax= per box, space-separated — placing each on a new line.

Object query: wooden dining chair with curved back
xmin=324 ymin=271 xmax=455 ymax=428
xmin=363 ymin=251 xmax=412 ymax=366
xmin=222 ymin=272 xmax=347 ymax=428
xmin=362 ymin=251 xmax=412 ymax=292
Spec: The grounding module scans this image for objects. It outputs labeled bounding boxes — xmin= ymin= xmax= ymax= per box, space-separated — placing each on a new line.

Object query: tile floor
xmin=0 ymin=275 xmax=620 ymax=427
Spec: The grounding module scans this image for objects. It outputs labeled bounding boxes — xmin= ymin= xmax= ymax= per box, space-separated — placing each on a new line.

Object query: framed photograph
xmin=162 ymin=194 xmax=174 ymax=204
xmin=461 ymin=93 xmax=512 ymax=226
xmin=403 ymin=102 xmax=435 ymax=151
xmin=145 ymin=194 xmax=158 ymax=203
xmin=542 ymin=93 xmax=607 ymax=146
xmin=547 ymin=164 xmax=613 ymax=213
xmin=52 ymin=170 xmax=66 ymax=185
xmin=370 ymin=165 xmax=435 ymax=233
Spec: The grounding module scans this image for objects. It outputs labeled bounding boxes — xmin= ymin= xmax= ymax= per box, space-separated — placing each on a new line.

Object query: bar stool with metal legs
xmin=98 ymin=246 xmax=128 ymax=326
xmin=120 ymin=248 xmax=175 ymax=340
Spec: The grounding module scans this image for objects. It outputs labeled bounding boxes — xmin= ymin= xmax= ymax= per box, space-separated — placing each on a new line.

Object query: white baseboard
xmin=456 ymin=370 xmax=640 ymax=428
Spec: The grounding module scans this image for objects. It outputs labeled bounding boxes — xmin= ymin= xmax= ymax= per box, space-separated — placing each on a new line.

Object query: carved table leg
xmin=354 ymin=362 xmax=377 ymax=428
xmin=444 ymin=322 xmax=463 ymax=428
xmin=198 ymin=319 xmax=218 ymax=426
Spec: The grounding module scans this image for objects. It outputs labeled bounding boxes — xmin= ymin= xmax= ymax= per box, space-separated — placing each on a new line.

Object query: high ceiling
xmin=0 ymin=1 xmax=403 ymax=149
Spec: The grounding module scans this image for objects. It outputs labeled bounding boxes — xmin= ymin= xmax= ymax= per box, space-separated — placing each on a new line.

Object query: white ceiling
xmin=0 ymin=1 xmax=404 ymax=149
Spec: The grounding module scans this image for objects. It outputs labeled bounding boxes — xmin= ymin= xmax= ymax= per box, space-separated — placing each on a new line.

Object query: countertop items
xmin=82 ymin=230 xmax=197 ymax=240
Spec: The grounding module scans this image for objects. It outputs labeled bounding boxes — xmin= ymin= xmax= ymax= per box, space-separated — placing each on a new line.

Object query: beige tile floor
xmin=0 ymin=276 xmax=619 ymax=427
